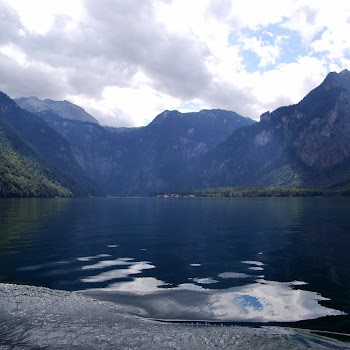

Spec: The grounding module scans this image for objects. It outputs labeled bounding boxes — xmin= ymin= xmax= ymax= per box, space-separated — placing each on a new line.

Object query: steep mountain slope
xmin=15 ymin=96 xmax=99 ymax=124
xmin=0 ymin=121 xmax=72 ymax=197
xmin=0 ymin=92 xmax=101 ymax=196
xmin=201 ymin=69 xmax=350 ymax=188
xmin=38 ymin=109 xmax=255 ymax=195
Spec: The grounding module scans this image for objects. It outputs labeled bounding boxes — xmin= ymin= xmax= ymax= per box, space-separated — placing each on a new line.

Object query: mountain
xmin=10 ymin=69 xmax=350 ymax=197
xmin=15 ymin=96 xmax=99 ymax=124
xmin=0 ymin=92 xmax=102 ymax=196
xmin=35 ymin=108 xmax=255 ymax=195
xmin=201 ymin=69 xmax=350 ymax=189
xmin=0 ymin=120 xmax=73 ymax=197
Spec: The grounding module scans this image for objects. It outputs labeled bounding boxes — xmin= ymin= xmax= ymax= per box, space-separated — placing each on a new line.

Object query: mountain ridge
xmin=0 ymin=92 xmax=102 ymax=197
xmin=200 ymin=69 xmax=350 ymax=189
xmin=15 ymin=96 xmax=99 ymax=125
xmin=34 ymin=108 xmax=255 ymax=195
xmin=2 ymin=69 xmax=350 ymax=196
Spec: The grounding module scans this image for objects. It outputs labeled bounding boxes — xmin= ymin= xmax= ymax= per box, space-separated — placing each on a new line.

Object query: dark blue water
xmin=0 ymin=197 xmax=350 ymax=333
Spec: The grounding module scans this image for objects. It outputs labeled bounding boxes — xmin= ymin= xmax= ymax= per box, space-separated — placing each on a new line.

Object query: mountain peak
xmin=0 ymin=91 xmax=11 ymax=102
xmin=340 ymin=68 xmax=350 ymax=75
xmin=323 ymin=69 xmax=350 ymax=90
xmin=15 ymin=97 xmax=99 ymax=124
xmin=149 ymin=110 xmax=181 ymax=125
xmin=150 ymin=109 xmax=254 ymax=127
xmin=0 ymin=91 xmax=21 ymax=110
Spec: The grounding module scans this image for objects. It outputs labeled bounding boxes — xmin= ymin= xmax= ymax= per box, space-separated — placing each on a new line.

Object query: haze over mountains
xmin=1 ymin=70 xmax=350 ymax=197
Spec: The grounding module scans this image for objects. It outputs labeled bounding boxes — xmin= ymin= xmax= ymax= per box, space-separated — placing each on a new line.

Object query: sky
xmin=1 ymin=0 xmax=350 ymax=127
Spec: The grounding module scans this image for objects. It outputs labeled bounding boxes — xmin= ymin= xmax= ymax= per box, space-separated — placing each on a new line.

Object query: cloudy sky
xmin=1 ymin=0 xmax=350 ymax=126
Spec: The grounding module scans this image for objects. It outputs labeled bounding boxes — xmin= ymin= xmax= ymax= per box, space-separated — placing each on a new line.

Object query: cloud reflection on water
xmin=82 ymin=277 xmax=346 ymax=323
xmin=107 ymin=277 xmax=168 ymax=294
xmin=242 ymin=261 xmax=265 ymax=266
xmin=81 ymin=261 xmax=155 ymax=283
xmin=218 ymin=272 xmax=250 ymax=279
xmin=205 ymin=279 xmax=344 ymax=322
xmin=81 ymin=258 xmax=134 ymax=270
xmin=78 ymin=254 xmax=345 ymax=323
xmin=191 ymin=277 xmax=219 ymax=285
xmin=76 ymin=254 xmax=111 ymax=262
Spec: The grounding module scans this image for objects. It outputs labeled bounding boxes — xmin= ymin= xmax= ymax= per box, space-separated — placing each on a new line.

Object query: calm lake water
xmin=0 ymin=197 xmax=350 ymax=334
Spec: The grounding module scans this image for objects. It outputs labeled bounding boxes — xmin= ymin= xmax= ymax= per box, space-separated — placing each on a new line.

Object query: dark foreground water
xmin=0 ymin=197 xmax=350 ymax=347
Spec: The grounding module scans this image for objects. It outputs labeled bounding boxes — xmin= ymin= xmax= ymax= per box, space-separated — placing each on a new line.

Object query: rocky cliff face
xmin=201 ymin=70 xmax=350 ymax=188
xmin=42 ymin=109 xmax=255 ymax=195
xmin=15 ymin=96 xmax=99 ymax=124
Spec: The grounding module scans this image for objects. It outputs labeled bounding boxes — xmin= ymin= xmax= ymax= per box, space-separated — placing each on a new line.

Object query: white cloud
xmin=240 ymin=36 xmax=281 ymax=68
xmin=282 ymin=5 xmax=321 ymax=42
xmin=70 ymin=69 xmax=182 ymax=127
xmin=312 ymin=23 xmax=350 ymax=60
xmin=0 ymin=43 xmax=27 ymax=65
xmin=230 ymin=0 xmax=297 ymax=29
xmin=6 ymin=0 xmax=85 ymax=34
xmin=1 ymin=0 xmax=350 ymax=126
xmin=247 ymin=56 xmax=328 ymax=113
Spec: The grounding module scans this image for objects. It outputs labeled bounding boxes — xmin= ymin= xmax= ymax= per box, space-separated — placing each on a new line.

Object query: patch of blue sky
xmin=310 ymin=50 xmax=328 ymax=61
xmin=230 ymin=23 xmax=328 ymax=72
xmin=238 ymin=25 xmax=283 ymax=46
xmin=278 ymin=31 xmax=307 ymax=64
xmin=312 ymin=27 xmax=326 ymax=42
xmin=239 ymin=50 xmax=261 ymax=73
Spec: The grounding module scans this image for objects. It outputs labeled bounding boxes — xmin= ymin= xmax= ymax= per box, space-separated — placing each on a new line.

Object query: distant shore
xmin=153 ymin=187 xmax=350 ymax=198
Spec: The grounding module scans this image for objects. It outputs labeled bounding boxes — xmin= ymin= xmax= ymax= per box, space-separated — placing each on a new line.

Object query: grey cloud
xmin=85 ymin=105 xmax=134 ymax=127
xmin=301 ymin=6 xmax=318 ymax=25
xmin=202 ymin=80 xmax=257 ymax=119
xmin=0 ymin=55 xmax=68 ymax=100
xmin=6 ymin=0 xmax=213 ymax=102
xmin=63 ymin=57 xmax=139 ymax=96
xmin=0 ymin=2 xmax=22 ymax=44
xmin=0 ymin=0 xmax=286 ymax=125
xmin=82 ymin=0 xmax=212 ymax=97
xmin=144 ymin=37 xmax=211 ymax=97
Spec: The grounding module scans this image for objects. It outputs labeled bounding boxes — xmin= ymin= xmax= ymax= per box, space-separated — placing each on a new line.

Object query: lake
xmin=0 ymin=197 xmax=350 ymax=336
